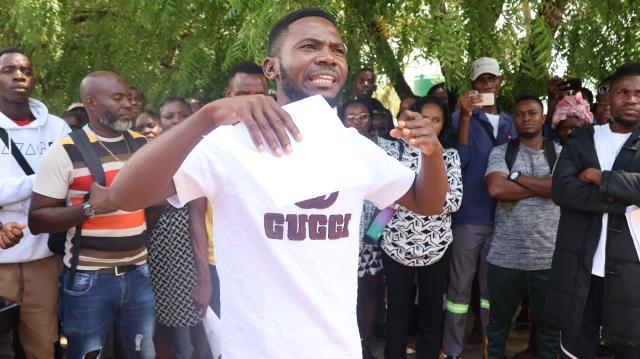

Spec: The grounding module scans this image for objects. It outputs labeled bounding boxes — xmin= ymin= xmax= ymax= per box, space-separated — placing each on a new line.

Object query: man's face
xmin=353 ymin=70 xmax=376 ymax=99
xmin=269 ymin=17 xmax=348 ymax=107
xmin=0 ymin=53 xmax=34 ymax=105
xmin=91 ymin=79 xmax=134 ymax=132
xmin=130 ymin=89 xmax=145 ymax=117
xmin=609 ymin=75 xmax=640 ymax=128
xmin=513 ymin=100 xmax=544 ymax=139
xmin=472 ymin=73 xmax=502 ymax=97
xmin=225 ymin=73 xmax=268 ymax=97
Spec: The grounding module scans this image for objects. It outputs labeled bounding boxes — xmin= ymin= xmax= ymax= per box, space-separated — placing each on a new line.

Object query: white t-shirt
xmin=592 ymin=124 xmax=632 ymax=277
xmin=169 ymin=129 xmax=415 ymax=358
xmin=486 ymin=113 xmax=500 ymax=138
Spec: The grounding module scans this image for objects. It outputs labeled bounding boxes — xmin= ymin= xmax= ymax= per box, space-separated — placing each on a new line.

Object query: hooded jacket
xmin=0 ymin=98 xmax=70 ymax=263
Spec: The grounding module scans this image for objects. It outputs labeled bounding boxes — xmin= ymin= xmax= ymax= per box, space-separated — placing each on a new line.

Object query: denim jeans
xmin=58 ymin=264 xmax=156 ymax=359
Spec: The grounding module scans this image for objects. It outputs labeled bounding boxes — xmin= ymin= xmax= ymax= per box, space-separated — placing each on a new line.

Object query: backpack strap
xmin=542 ymin=138 xmax=558 ymax=173
xmin=505 ymin=138 xmax=520 ymax=172
xmin=65 ymin=129 xmax=107 ymax=289
xmin=478 ymin=118 xmax=498 ymax=146
xmin=69 ymin=129 xmax=106 ymax=186
xmin=0 ymin=127 xmax=35 ymax=175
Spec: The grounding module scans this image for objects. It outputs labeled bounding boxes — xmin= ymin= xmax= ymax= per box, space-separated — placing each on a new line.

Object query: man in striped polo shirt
xmin=29 ymin=71 xmax=154 ymax=358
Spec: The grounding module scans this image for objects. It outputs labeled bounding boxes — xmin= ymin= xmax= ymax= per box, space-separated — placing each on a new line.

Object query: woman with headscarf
xmin=552 ymin=93 xmax=594 ymax=144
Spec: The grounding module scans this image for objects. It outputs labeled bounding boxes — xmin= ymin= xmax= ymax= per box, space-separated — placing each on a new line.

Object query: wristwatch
xmin=82 ymin=202 xmax=97 ymax=218
xmin=509 ymin=171 xmax=521 ymax=183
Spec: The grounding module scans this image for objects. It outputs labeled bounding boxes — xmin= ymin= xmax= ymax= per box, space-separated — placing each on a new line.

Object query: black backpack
xmin=504 ymin=138 xmax=558 ymax=173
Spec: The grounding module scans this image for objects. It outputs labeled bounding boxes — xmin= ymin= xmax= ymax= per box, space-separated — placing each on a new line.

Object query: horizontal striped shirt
xmin=33 ymin=125 xmax=148 ymax=270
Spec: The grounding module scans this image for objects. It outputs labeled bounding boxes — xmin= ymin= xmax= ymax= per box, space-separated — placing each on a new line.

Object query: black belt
xmin=77 ymin=264 xmax=139 ymax=276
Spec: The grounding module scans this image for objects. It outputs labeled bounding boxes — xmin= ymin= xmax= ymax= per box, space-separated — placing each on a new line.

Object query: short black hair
xmin=410 ymin=96 xmax=457 ymax=148
xmin=268 ymin=8 xmax=337 ymax=56
xmin=514 ymin=94 xmax=544 ymax=111
xmin=609 ymin=62 xmax=640 ymax=86
xmin=578 ymin=87 xmax=594 ymax=105
xmin=356 ymin=68 xmax=375 ymax=76
xmin=228 ymin=61 xmax=264 ymax=82
xmin=158 ymin=96 xmax=191 ymax=114
xmin=338 ymin=98 xmax=372 ymax=123
xmin=0 ymin=48 xmax=25 ymax=59
xmin=427 ymin=83 xmax=446 ymax=96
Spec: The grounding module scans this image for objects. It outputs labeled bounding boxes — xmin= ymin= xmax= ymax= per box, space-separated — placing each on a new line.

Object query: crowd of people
xmin=1 ymin=7 xmax=640 ymax=359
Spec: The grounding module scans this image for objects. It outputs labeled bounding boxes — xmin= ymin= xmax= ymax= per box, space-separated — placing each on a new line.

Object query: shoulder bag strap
xmin=0 ymin=128 xmax=35 ymax=175
xmin=542 ymin=138 xmax=558 ymax=173
xmin=66 ymin=129 xmax=107 ymax=289
xmin=505 ymin=138 xmax=520 ymax=172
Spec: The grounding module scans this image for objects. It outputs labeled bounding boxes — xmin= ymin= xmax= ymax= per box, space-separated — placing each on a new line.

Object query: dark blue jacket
xmin=452 ymin=109 xmax=517 ymax=225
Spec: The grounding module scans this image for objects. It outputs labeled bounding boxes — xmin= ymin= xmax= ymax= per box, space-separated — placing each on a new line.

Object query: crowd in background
xmin=1 ymin=7 xmax=640 ymax=359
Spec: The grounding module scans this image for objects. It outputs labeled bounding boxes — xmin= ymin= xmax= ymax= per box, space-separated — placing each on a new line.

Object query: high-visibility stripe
xmin=445 ymin=300 xmax=469 ymax=314
xmin=480 ymin=298 xmax=490 ymax=310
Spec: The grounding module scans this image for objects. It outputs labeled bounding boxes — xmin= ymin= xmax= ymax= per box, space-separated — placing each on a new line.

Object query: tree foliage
xmin=0 ymin=0 xmax=638 ymax=113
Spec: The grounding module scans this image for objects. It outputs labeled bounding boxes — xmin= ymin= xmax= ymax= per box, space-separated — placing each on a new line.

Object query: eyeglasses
xmin=598 ymin=85 xmax=609 ymax=95
xmin=345 ymin=113 xmax=370 ymax=122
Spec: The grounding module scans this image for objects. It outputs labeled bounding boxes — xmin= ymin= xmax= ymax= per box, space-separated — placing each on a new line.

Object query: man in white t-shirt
xmin=548 ymin=62 xmax=640 ymax=359
xmin=101 ymin=8 xmax=448 ymax=359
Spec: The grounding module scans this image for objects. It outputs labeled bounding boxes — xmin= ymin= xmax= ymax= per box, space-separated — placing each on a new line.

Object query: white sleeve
xmin=352 ymin=133 xmax=415 ymax=209
xmin=0 ymin=175 xmax=36 ymax=207
xmin=168 ymin=138 xmax=223 ymax=208
xmin=32 ymin=142 xmax=73 ymax=200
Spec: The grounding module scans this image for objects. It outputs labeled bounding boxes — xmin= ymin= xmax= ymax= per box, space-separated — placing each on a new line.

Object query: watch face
xmin=510 ymin=172 xmax=518 ymax=180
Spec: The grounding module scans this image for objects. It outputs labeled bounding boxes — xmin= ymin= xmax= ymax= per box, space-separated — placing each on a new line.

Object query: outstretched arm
xmin=108 ymin=95 xmax=300 ymax=212
xmin=392 ymin=111 xmax=448 ymax=216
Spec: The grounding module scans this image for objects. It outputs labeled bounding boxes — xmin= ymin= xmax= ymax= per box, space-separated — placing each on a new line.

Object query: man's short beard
xmin=100 ymin=112 xmax=132 ymax=132
xmin=614 ymin=116 xmax=640 ymax=129
xmin=279 ymin=63 xmax=338 ymax=107
xmin=518 ymin=131 xmax=540 ymax=139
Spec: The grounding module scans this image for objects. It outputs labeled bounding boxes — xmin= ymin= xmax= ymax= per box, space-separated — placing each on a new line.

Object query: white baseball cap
xmin=471 ymin=57 xmax=501 ymax=81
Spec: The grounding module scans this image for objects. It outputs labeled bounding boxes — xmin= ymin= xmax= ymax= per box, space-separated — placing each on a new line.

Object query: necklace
xmin=95 ymin=136 xmax=131 ymax=162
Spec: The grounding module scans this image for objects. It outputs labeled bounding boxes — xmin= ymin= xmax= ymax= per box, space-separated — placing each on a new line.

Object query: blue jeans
xmin=59 ymin=264 xmax=156 ymax=359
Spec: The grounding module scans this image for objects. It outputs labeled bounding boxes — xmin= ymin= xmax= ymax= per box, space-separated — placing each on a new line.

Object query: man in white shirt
xmin=101 ymin=8 xmax=448 ymax=359
xmin=549 ymin=62 xmax=640 ymax=359
xmin=0 ymin=48 xmax=70 ymax=358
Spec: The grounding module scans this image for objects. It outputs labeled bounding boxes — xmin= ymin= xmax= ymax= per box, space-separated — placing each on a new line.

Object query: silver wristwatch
xmin=509 ymin=171 xmax=521 ymax=183
xmin=82 ymin=202 xmax=97 ymax=218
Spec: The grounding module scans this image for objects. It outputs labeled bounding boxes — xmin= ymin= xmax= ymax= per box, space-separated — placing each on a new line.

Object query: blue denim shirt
xmin=452 ymin=109 xmax=517 ymax=225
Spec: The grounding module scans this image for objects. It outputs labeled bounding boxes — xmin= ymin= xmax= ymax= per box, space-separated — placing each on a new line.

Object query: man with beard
xmin=101 ymin=8 xmax=448 ymax=359
xmin=484 ymin=95 xmax=560 ymax=358
xmin=28 ymin=71 xmax=154 ymax=358
xmin=0 ymin=48 xmax=70 ymax=359
xmin=548 ymin=62 xmax=640 ymax=359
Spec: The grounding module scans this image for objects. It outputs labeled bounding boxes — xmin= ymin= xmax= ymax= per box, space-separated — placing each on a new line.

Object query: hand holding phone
xmin=476 ymin=93 xmax=495 ymax=107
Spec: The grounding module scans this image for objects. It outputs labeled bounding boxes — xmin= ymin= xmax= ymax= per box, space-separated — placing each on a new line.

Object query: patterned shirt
xmin=33 ymin=126 xmax=148 ymax=270
xmin=381 ymin=141 xmax=463 ymax=266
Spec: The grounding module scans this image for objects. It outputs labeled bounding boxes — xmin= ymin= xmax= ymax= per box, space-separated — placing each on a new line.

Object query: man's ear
xmin=223 ymin=87 xmax=230 ymax=98
xmin=83 ymin=97 xmax=96 ymax=112
xmin=263 ymin=57 xmax=279 ymax=81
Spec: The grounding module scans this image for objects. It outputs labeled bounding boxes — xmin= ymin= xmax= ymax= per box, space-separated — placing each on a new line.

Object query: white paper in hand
xmin=208 ymin=95 xmax=370 ymax=207
xmin=625 ymin=205 xmax=640 ymax=261
xmin=202 ymin=306 xmax=221 ymax=358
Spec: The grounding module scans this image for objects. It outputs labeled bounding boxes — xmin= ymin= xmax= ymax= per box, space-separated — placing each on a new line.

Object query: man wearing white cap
xmin=442 ymin=57 xmax=517 ymax=358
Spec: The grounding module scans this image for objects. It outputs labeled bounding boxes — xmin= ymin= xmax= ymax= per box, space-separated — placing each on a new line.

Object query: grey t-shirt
xmin=484 ymin=142 xmax=561 ymax=270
